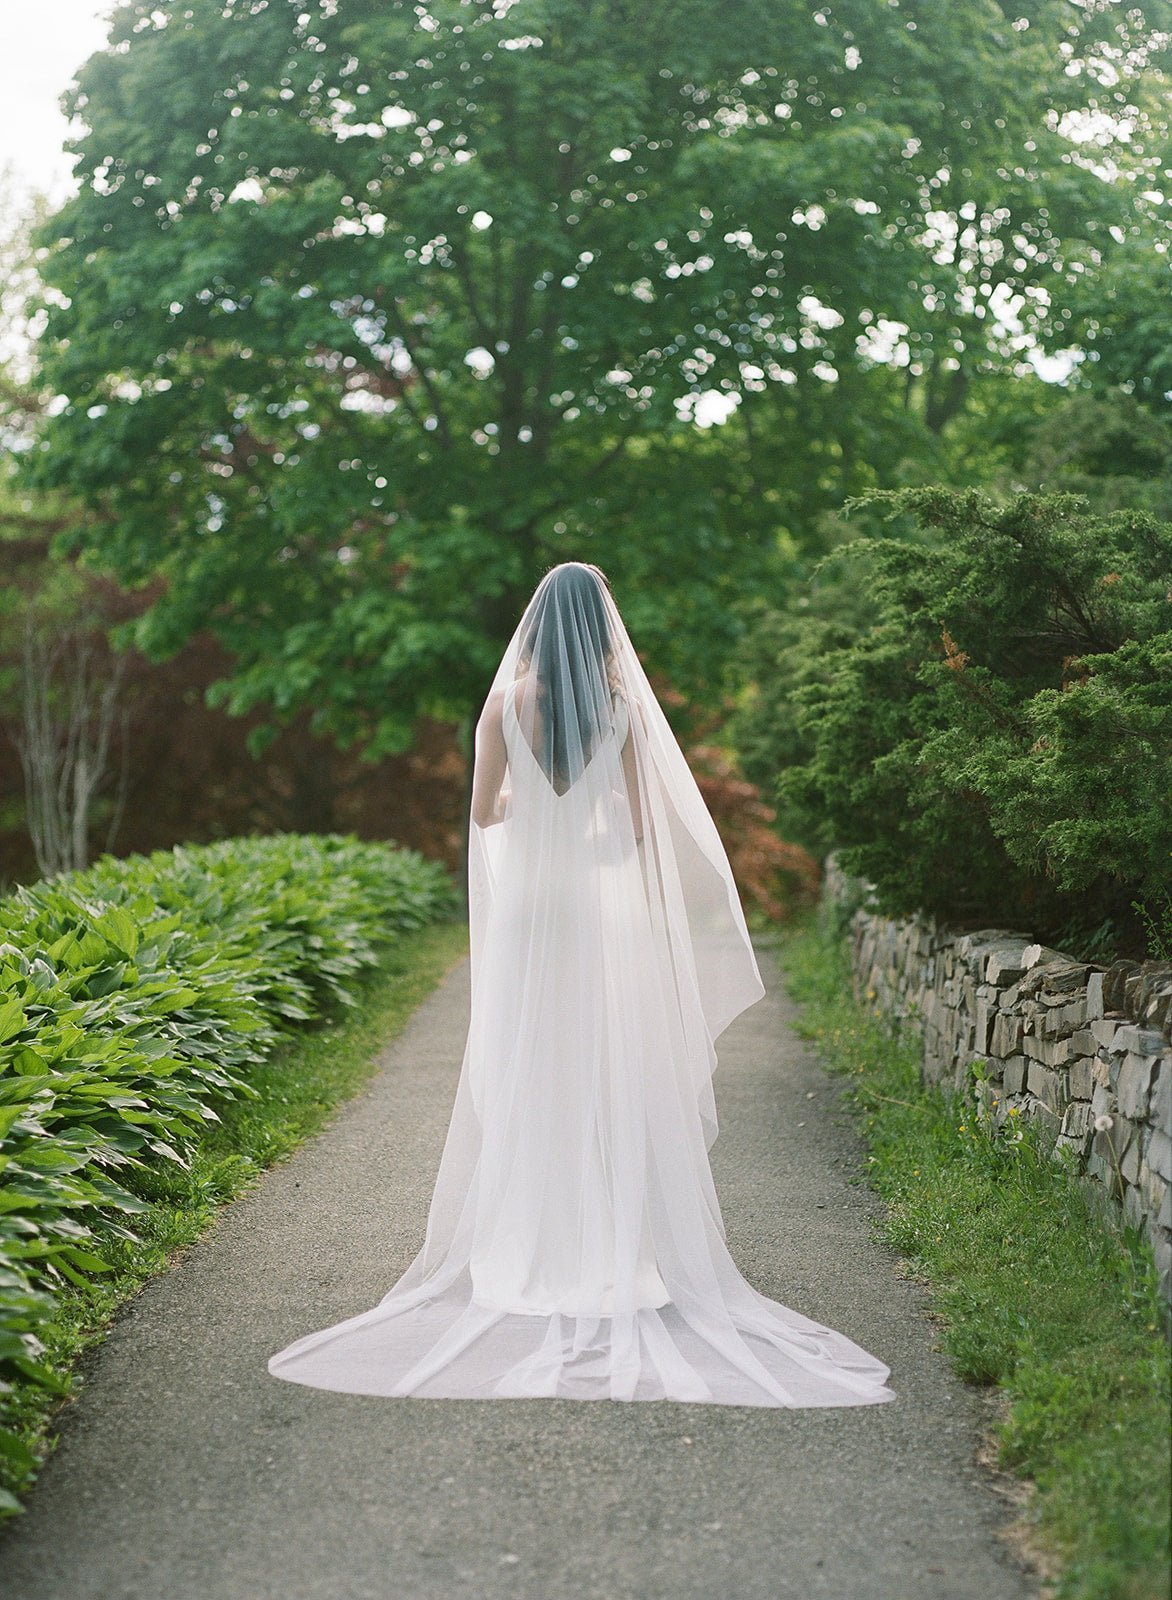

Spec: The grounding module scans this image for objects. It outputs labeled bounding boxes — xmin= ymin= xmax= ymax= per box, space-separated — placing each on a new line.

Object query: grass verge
xmin=1 ymin=916 xmax=469 ymax=1517
xmin=779 ymin=912 xmax=1171 ymax=1600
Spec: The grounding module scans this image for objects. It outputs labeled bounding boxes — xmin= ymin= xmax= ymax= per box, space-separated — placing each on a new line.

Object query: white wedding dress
xmin=268 ymin=563 xmax=895 ymax=1407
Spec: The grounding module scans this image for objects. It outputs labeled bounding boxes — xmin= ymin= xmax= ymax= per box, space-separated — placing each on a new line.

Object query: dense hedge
xmin=0 ymin=833 xmax=456 ymax=1500
xmin=733 ymin=488 xmax=1172 ymax=956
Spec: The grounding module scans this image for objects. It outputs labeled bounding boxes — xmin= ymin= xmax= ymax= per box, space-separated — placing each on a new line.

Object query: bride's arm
xmin=471 ymin=688 xmax=508 ymax=828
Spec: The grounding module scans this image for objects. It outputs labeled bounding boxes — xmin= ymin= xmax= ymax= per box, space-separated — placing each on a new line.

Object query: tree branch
xmin=449 ymin=238 xmax=499 ymax=351
xmin=383 ymin=299 xmax=455 ymax=449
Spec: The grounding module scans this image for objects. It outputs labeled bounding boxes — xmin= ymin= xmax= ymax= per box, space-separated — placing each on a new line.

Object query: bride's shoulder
xmin=481 ymin=677 xmax=529 ymax=727
xmin=477 ymin=683 xmax=509 ymax=730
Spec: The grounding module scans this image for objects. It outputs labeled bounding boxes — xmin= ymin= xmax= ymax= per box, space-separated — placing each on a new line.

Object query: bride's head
xmin=517 ymin=562 xmax=616 ymax=689
xmin=514 ymin=565 xmax=621 ymax=788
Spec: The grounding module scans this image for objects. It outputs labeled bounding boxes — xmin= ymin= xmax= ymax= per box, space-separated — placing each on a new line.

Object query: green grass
xmin=780 ymin=911 xmax=1171 ymax=1600
xmin=0 ymin=916 xmax=469 ymax=1516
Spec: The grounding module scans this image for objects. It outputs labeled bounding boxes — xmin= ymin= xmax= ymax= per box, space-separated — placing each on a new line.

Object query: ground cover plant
xmin=781 ymin=913 xmax=1171 ymax=1600
xmin=0 ymin=831 xmax=458 ymax=1513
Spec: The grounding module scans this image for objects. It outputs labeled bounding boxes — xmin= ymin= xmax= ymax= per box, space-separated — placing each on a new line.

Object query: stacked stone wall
xmin=823 ymin=858 xmax=1172 ymax=1306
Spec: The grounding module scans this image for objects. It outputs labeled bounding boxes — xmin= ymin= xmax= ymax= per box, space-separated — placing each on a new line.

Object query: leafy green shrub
xmin=733 ymin=488 xmax=1172 ymax=955
xmin=0 ymin=832 xmax=455 ymax=1504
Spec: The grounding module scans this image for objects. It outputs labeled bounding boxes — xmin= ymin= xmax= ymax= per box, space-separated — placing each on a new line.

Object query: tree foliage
xmin=733 ymin=487 xmax=1172 ymax=953
xmin=26 ymin=0 xmax=1168 ymax=757
xmin=1002 ymin=389 xmax=1172 ymax=520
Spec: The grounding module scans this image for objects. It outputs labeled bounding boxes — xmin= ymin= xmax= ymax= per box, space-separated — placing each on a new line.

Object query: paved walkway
xmin=1 ymin=942 xmax=1037 ymax=1600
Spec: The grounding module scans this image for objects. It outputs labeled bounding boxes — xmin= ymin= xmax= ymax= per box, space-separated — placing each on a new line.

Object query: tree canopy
xmin=27 ymin=0 xmax=1169 ymax=756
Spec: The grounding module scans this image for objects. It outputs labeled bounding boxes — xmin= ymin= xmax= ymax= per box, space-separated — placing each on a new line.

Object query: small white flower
xmin=1093 ymin=1113 xmax=1114 ymax=1133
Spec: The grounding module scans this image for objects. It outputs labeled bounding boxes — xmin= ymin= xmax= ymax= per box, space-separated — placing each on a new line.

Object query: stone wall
xmin=823 ymin=858 xmax=1172 ymax=1306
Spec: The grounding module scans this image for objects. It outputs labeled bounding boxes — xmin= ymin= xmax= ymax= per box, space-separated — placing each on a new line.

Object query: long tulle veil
xmin=469 ymin=560 xmax=767 ymax=1152
xmin=268 ymin=563 xmax=895 ymax=1406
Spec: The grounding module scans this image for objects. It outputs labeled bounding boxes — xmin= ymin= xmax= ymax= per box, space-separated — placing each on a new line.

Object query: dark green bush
xmin=0 ymin=832 xmax=455 ymax=1502
xmin=733 ymin=488 xmax=1172 ymax=955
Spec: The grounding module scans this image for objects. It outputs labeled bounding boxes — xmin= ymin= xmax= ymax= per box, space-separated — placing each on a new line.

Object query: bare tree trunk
xmin=71 ymin=749 xmax=90 ymax=868
xmin=13 ymin=612 xmax=130 ymax=878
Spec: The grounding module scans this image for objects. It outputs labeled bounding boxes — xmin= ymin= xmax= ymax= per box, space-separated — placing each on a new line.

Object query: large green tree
xmin=28 ymin=0 xmax=1166 ymax=764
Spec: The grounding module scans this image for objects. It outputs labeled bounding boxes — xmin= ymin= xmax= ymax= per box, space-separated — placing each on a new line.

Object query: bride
xmin=268 ymin=562 xmax=895 ymax=1407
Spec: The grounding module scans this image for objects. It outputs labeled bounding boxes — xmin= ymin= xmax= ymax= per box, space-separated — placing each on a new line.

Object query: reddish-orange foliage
xmin=686 ymin=741 xmax=820 ymax=923
xmin=644 ymin=667 xmax=820 ymax=924
xmin=940 ymin=627 xmax=969 ymax=672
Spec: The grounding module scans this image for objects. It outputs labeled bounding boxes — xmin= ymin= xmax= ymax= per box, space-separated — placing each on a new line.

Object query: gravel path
xmin=0 ymin=940 xmax=1037 ymax=1600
